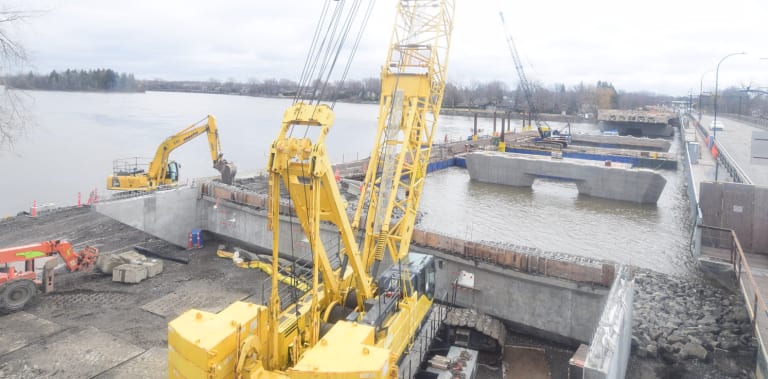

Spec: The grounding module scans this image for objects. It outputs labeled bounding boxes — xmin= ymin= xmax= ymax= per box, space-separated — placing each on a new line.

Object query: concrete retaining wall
xmin=426 ymin=247 xmax=609 ymax=343
xmin=584 ymin=266 xmax=634 ymax=379
xmin=95 ymin=188 xmax=200 ymax=247
xmin=96 ymin=183 xmax=616 ymax=344
xmin=466 ymin=151 xmax=667 ymax=204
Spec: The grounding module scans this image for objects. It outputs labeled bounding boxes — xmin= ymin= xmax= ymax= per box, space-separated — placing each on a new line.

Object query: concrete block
xmin=96 ymin=254 xmax=124 ymax=274
xmin=117 ymin=251 xmax=147 ymax=264
xmin=142 ymin=259 xmax=164 ymax=278
xmin=113 ymin=263 xmax=148 ymax=284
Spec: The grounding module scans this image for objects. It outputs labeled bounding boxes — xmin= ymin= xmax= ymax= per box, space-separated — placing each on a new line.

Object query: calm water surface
xmin=0 ymin=90 xmax=692 ymax=275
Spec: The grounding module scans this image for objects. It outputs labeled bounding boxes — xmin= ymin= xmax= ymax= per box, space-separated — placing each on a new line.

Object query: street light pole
xmin=699 ymin=70 xmax=713 ymax=121
xmin=713 ymin=52 xmax=746 ymax=181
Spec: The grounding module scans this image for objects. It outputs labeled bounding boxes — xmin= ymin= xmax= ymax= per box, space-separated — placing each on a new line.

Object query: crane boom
xmin=500 ymin=12 xmax=537 ymax=117
xmin=353 ymin=0 xmax=454 ymax=277
xmin=499 ymin=12 xmax=570 ymax=148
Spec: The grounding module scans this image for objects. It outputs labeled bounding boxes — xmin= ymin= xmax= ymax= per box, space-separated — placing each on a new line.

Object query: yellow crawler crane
xmin=168 ymin=1 xmax=453 ymax=378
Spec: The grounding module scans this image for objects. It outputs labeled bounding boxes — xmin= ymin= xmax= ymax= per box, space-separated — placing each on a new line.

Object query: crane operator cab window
xmin=422 ymin=259 xmax=436 ymax=300
xmin=166 ymin=161 xmax=179 ymax=182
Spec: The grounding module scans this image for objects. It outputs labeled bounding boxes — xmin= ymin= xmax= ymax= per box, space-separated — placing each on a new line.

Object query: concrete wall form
xmin=426 ymin=248 xmax=609 ymax=343
xmin=700 ymin=182 xmax=768 ymax=254
xmin=96 ymin=182 xmax=617 ymax=344
xmin=584 ymin=266 xmax=634 ymax=379
xmin=95 ymin=187 xmax=200 ymax=247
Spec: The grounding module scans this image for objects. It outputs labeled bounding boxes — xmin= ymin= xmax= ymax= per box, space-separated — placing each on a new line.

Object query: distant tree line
xmin=4 ymin=69 xmax=143 ymax=92
xmin=6 ymin=70 xmax=767 ymax=118
xmin=140 ymin=76 xmax=685 ymax=116
xmin=141 ymin=77 xmax=382 ymax=103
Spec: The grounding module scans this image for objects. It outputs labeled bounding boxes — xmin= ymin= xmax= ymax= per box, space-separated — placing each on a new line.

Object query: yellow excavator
xmin=168 ymin=1 xmax=454 ymax=378
xmin=107 ymin=115 xmax=237 ymax=191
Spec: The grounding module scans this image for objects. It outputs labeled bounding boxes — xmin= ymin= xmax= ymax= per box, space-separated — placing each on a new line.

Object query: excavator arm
xmin=146 ymin=115 xmax=237 ymax=185
xmin=107 ymin=115 xmax=236 ymax=191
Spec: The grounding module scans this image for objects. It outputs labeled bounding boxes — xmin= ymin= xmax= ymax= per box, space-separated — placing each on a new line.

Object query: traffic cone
xmin=334 ymin=168 xmax=341 ymax=183
xmin=31 ymin=200 xmax=37 ymax=218
xmin=188 ymin=232 xmax=193 ymax=249
xmin=77 ymin=192 xmax=81 ymax=208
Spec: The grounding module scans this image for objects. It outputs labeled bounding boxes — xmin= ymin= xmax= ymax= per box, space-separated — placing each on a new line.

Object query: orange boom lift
xmin=0 ymin=240 xmax=98 ymax=312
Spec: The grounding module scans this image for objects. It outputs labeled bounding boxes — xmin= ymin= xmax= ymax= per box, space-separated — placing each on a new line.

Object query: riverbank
xmin=628 ymin=269 xmax=756 ymax=379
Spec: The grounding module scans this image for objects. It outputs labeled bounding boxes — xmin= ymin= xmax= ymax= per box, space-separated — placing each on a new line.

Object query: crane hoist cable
xmin=292 ymin=0 xmax=375 ymax=110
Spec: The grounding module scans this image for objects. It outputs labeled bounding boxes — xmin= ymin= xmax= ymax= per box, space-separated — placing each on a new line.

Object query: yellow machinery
xmin=107 ymin=115 xmax=237 ymax=191
xmin=168 ymin=1 xmax=454 ymax=378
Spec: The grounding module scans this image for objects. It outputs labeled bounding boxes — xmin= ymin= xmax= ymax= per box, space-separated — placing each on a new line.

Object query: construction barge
xmin=597 ymin=109 xmax=678 ymax=138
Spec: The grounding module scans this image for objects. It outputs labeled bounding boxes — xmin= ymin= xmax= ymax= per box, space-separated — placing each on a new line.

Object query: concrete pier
xmin=466 ymin=151 xmax=667 ymax=203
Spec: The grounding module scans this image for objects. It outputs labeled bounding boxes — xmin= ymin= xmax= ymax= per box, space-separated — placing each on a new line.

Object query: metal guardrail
xmin=693 ymin=115 xmax=753 ymax=184
xmin=699 ymin=225 xmax=767 ymax=340
xmin=714 ymin=143 xmax=753 ymax=184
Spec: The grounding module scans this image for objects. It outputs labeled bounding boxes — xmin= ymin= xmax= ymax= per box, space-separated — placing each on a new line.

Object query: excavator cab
xmin=166 ymin=161 xmax=179 ymax=182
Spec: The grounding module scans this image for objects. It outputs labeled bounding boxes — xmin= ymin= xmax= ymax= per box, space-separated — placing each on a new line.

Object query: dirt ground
xmin=0 ymin=206 xmax=272 ymax=378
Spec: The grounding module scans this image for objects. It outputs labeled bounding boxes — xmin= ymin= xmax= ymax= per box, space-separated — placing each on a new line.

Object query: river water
xmin=0 ymin=90 xmax=692 ymax=275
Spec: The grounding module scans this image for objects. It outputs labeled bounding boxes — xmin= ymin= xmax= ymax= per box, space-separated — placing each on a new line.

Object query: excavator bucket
xmin=214 ymin=159 xmax=237 ymax=185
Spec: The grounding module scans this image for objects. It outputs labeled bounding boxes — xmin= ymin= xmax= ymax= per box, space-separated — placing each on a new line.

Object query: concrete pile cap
xmin=444 ymin=308 xmax=506 ymax=346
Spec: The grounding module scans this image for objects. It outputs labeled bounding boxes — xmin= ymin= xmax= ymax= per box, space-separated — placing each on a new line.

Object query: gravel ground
xmin=0 ymin=206 xmax=272 ymax=378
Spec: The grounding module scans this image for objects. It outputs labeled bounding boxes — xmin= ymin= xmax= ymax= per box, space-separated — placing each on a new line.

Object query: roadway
xmin=698 ymin=115 xmax=768 ymax=185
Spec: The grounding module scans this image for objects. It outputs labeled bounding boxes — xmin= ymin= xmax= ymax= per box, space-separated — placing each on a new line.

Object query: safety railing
xmin=112 ymin=157 xmax=151 ymax=176
xmin=699 ymin=225 xmax=767 ymax=342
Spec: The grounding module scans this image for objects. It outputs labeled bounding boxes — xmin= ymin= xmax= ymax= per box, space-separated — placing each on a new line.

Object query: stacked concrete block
xmin=103 ymin=251 xmax=165 ymax=284
xmin=113 ymin=264 xmax=148 ymax=284
xmin=96 ymin=254 xmax=124 ymax=274
xmin=143 ymin=259 xmax=163 ymax=278
xmin=117 ymin=251 xmax=147 ymax=264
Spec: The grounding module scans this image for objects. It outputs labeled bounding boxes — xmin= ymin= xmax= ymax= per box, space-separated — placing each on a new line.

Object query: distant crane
xmin=499 ymin=12 xmax=570 ymax=149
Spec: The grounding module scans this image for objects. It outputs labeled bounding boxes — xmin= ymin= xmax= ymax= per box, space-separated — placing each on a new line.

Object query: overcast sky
xmin=11 ymin=0 xmax=768 ymax=96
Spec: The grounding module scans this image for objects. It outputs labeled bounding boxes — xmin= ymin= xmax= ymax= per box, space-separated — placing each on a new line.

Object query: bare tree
xmin=0 ymin=8 xmax=31 ymax=152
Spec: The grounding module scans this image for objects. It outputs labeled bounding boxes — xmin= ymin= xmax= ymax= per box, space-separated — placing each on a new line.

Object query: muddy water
xmin=0 ymin=90 xmax=692 ymax=274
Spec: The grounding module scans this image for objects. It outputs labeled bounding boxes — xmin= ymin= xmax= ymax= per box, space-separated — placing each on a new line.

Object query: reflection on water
xmin=418 ymin=166 xmax=692 ymax=275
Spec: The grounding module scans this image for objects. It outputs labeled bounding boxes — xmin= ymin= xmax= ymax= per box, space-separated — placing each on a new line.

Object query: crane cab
xmin=354 ymin=253 xmax=436 ymax=334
